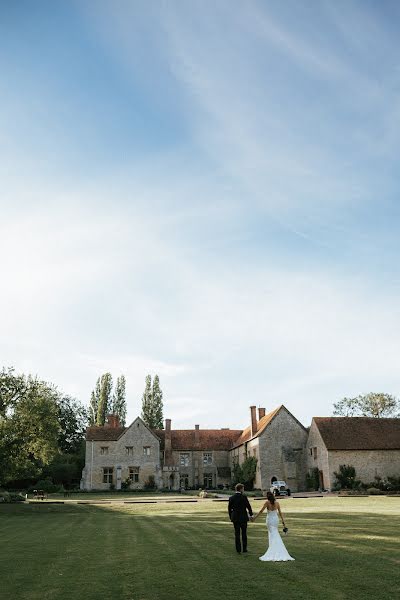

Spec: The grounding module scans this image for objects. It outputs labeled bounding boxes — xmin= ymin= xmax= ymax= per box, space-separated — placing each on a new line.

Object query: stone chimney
xmin=194 ymin=424 xmax=200 ymax=447
xmin=105 ymin=414 xmax=120 ymax=428
xmin=258 ymin=407 xmax=266 ymax=420
xmin=164 ymin=418 xmax=172 ymax=465
xmin=250 ymin=405 xmax=257 ymax=437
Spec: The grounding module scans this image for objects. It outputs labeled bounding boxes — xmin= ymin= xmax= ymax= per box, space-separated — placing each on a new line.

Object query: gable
xmin=232 ymin=405 xmax=306 ymax=448
xmin=118 ymin=417 xmax=161 ymax=447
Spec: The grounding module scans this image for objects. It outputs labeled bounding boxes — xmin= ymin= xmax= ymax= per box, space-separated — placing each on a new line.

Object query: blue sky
xmin=1 ymin=1 xmax=400 ymax=429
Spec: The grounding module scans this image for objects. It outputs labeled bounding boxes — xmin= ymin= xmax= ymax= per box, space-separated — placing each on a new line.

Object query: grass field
xmin=1 ymin=496 xmax=399 ymax=600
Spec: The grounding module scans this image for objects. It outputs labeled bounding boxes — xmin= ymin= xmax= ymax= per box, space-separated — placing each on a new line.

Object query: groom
xmin=228 ymin=483 xmax=254 ymax=554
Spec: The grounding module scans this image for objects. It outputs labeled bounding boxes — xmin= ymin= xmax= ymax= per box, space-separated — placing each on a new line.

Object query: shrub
xmin=0 ymin=491 xmax=26 ymax=503
xmin=367 ymin=487 xmax=385 ymax=495
xmin=333 ymin=465 xmax=361 ymax=490
xmin=30 ymin=479 xmax=63 ymax=494
xmin=144 ymin=475 xmax=156 ymax=490
xmin=121 ymin=479 xmax=131 ymax=491
xmin=306 ymin=468 xmax=320 ymax=491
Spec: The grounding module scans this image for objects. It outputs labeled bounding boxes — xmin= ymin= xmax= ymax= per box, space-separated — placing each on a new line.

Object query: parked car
xmin=270 ymin=480 xmax=291 ymax=496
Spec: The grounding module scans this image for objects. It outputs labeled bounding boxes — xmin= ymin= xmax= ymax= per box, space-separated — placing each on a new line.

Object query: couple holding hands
xmin=228 ymin=483 xmax=294 ymax=561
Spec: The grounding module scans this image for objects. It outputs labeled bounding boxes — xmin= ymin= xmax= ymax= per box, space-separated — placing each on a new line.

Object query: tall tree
xmin=0 ymin=374 xmax=60 ymax=486
xmin=141 ymin=374 xmax=153 ymax=427
xmin=112 ymin=375 xmax=127 ymax=426
xmin=89 ymin=377 xmax=101 ymax=426
xmin=151 ymin=374 xmax=164 ymax=429
xmin=333 ymin=393 xmax=400 ymax=418
xmin=141 ymin=374 xmax=164 ymax=429
xmin=56 ymin=395 xmax=88 ymax=454
xmin=96 ymin=373 xmax=113 ymax=425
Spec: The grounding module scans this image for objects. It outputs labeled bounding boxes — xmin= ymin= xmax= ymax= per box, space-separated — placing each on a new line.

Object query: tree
xmin=0 ymin=375 xmax=60 ymax=486
xmin=333 ymin=393 xmax=400 ymax=418
xmin=112 ymin=375 xmax=127 ymax=426
xmin=96 ymin=373 xmax=113 ymax=425
xmin=89 ymin=377 xmax=101 ymax=426
xmin=56 ymin=395 xmax=88 ymax=454
xmin=141 ymin=374 xmax=153 ymax=427
xmin=141 ymin=374 xmax=164 ymax=429
xmin=231 ymin=456 xmax=258 ymax=491
xmin=151 ymin=375 xmax=164 ymax=429
xmin=0 ymin=367 xmax=26 ymax=417
xmin=241 ymin=456 xmax=258 ymax=490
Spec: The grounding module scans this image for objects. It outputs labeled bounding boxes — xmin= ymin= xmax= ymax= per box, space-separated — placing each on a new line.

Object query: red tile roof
xmin=154 ymin=429 xmax=243 ymax=451
xmin=232 ymin=406 xmax=284 ymax=447
xmin=86 ymin=426 xmax=126 ymax=441
xmin=314 ymin=417 xmax=400 ymax=450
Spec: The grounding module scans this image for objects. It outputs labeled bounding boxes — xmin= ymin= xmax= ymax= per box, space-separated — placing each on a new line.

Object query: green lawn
xmin=1 ymin=497 xmax=399 ymax=600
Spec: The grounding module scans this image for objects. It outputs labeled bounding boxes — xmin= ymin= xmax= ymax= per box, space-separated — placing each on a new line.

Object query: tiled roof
xmin=154 ymin=429 xmax=243 ymax=451
xmin=232 ymin=406 xmax=283 ymax=447
xmin=314 ymin=417 xmax=400 ymax=450
xmin=86 ymin=426 xmax=126 ymax=441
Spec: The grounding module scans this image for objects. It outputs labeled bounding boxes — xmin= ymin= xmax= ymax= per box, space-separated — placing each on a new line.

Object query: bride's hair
xmin=266 ymin=491 xmax=276 ymax=504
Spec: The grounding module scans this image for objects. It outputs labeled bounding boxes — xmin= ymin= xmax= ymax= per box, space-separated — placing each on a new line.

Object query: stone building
xmin=81 ymin=405 xmax=309 ymax=492
xmin=231 ymin=406 xmax=308 ymax=492
xmin=307 ymin=417 xmax=400 ymax=490
xmin=82 ymin=415 xmax=163 ymax=491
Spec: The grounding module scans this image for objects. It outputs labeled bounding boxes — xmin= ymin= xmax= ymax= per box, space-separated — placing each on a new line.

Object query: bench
xmin=33 ymin=489 xmax=46 ymax=500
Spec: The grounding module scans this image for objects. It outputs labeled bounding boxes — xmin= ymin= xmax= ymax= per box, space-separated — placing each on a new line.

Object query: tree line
xmin=0 ymin=366 xmax=165 ymax=489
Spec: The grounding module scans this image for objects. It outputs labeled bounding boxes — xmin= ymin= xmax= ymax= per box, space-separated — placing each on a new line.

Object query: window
xmin=310 ymin=448 xmax=313 ymax=456
xmin=203 ymin=452 xmax=212 ymax=465
xmin=103 ymin=467 xmax=113 ymax=484
xmin=129 ymin=467 xmax=139 ymax=483
xmin=125 ymin=446 xmax=133 ymax=456
xmin=203 ymin=473 xmax=213 ymax=488
xmin=143 ymin=446 xmax=151 ymax=456
xmin=313 ymin=447 xmax=318 ymax=460
xmin=100 ymin=447 xmax=109 ymax=455
xmin=180 ymin=453 xmax=189 ymax=467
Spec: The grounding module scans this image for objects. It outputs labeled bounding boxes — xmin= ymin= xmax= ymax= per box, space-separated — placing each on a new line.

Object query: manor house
xmin=81 ymin=405 xmax=400 ymax=492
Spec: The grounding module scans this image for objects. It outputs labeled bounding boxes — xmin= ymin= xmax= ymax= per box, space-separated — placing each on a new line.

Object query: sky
xmin=1 ymin=0 xmax=400 ymax=430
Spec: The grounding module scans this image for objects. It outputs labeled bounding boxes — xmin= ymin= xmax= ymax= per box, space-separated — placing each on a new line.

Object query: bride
xmin=253 ymin=491 xmax=295 ymax=561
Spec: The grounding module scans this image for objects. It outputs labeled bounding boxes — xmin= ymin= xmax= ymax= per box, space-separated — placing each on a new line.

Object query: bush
xmin=29 ymin=479 xmax=63 ymax=494
xmin=0 ymin=491 xmax=26 ymax=503
xmin=333 ymin=465 xmax=361 ymax=490
xmin=306 ymin=468 xmax=320 ymax=491
xmin=144 ymin=475 xmax=156 ymax=490
xmin=367 ymin=487 xmax=385 ymax=495
xmin=121 ymin=479 xmax=131 ymax=491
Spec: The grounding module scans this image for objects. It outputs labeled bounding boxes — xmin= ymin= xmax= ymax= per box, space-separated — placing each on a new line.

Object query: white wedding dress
xmin=259 ymin=509 xmax=295 ymax=562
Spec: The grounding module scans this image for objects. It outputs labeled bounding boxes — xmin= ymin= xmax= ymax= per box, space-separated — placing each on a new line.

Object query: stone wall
xmin=327 ymin=449 xmax=400 ymax=488
xmin=257 ymin=409 xmax=308 ymax=492
xmin=306 ymin=419 xmax=330 ymax=490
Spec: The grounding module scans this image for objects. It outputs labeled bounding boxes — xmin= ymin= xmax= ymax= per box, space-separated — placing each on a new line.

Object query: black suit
xmin=228 ymin=492 xmax=253 ymax=553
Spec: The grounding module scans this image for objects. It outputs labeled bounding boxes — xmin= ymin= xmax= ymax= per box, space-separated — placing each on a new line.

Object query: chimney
xmin=105 ymin=414 xmax=120 ymax=428
xmin=194 ymin=424 xmax=200 ymax=447
xmin=258 ymin=407 xmax=266 ymax=420
xmin=250 ymin=405 xmax=257 ymax=437
xmin=164 ymin=418 xmax=172 ymax=465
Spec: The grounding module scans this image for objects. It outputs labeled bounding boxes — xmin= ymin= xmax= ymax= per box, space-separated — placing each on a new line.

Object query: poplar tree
xmin=112 ymin=375 xmax=127 ymax=426
xmin=141 ymin=375 xmax=153 ymax=427
xmin=141 ymin=374 xmax=164 ymax=429
xmin=151 ymin=374 xmax=164 ymax=429
xmin=96 ymin=373 xmax=113 ymax=425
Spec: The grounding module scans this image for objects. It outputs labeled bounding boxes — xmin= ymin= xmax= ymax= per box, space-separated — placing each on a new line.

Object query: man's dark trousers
xmin=234 ymin=521 xmax=248 ymax=553
xmin=228 ymin=491 xmax=253 ymax=553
